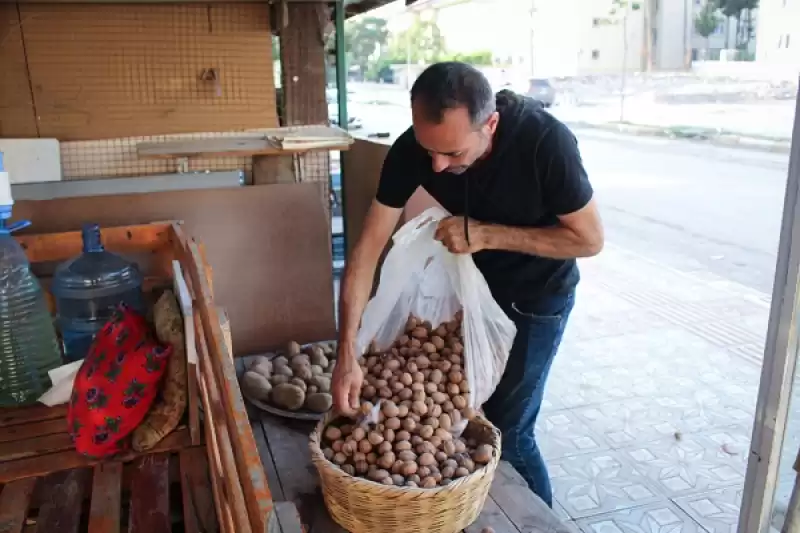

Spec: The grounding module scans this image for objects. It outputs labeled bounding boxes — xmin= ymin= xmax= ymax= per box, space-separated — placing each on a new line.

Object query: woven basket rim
xmin=308 ymin=412 xmax=501 ymax=495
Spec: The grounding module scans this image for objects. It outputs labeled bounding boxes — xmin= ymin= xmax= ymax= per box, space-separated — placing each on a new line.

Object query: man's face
xmin=412 ymin=104 xmax=499 ymax=174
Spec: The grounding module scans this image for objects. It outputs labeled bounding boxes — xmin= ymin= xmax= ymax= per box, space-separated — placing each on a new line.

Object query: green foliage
xmin=603 ymin=0 xmax=641 ymax=23
xmin=442 ymin=50 xmax=494 ymax=65
xmin=385 ymin=15 xmax=447 ymax=64
xmin=695 ymin=1 xmax=722 ymax=39
xmin=343 ymin=17 xmax=390 ymax=76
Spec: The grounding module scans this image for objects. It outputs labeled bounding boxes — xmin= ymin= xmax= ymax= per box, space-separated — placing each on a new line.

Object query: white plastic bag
xmin=355 ymin=207 xmax=517 ymax=408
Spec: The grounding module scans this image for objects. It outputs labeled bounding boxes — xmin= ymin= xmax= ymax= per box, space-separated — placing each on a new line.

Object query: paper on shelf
xmin=38 ymin=359 xmax=84 ymax=407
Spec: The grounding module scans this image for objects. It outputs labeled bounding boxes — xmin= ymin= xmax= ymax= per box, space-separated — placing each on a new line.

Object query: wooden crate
xmin=0 ymin=222 xmax=274 ymax=533
xmin=0 ymin=447 xmax=216 ymax=533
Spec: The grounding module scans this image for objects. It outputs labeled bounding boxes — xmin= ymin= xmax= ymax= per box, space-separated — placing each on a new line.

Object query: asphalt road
xmin=350 ymin=102 xmax=792 ymax=295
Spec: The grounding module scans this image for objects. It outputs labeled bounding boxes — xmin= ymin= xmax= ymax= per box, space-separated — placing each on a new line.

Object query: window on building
xmin=779 ymin=35 xmax=784 ymax=48
xmin=592 ymin=49 xmax=600 ymax=60
xmin=787 ymin=34 xmax=792 ymax=48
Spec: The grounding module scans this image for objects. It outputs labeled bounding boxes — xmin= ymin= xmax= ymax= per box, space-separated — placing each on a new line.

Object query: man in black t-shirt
xmin=332 ymin=62 xmax=604 ymax=506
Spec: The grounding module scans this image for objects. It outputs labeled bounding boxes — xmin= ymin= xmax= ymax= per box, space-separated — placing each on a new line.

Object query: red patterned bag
xmin=68 ymin=304 xmax=172 ymax=458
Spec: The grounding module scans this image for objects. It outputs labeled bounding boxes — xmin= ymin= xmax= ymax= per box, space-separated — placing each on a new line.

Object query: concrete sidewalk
xmin=543 ymin=242 xmax=792 ymax=532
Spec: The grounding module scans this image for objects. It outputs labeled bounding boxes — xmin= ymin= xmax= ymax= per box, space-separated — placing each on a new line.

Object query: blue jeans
xmin=483 ymin=291 xmax=575 ymax=507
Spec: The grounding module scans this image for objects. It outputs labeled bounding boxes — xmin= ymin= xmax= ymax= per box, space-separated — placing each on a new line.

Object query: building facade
xmin=757 ymin=0 xmax=800 ymax=68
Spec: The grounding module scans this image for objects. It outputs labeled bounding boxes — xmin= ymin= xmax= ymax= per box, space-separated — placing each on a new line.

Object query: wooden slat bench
xmin=236 ymin=356 xmax=572 ymax=533
xmin=0 ymin=446 xmax=216 ymax=533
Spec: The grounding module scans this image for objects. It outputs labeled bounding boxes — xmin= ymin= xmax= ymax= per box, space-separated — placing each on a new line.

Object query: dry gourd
xmin=240 ymin=340 xmax=337 ymax=413
xmin=318 ymin=312 xmax=496 ymax=488
xmin=132 ymin=290 xmax=187 ymax=452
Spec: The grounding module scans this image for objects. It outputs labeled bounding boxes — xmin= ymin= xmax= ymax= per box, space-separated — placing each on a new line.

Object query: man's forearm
xmin=478 ymin=223 xmax=602 ymax=259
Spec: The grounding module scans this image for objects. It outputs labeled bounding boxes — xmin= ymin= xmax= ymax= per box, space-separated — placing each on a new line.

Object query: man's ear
xmin=486 ymin=111 xmax=500 ymax=134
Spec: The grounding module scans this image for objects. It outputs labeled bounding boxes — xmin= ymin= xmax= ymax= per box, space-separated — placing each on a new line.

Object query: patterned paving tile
xmin=651 ymin=391 xmax=754 ymax=435
xmin=673 ymin=486 xmax=743 ymax=533
xmin=572 ymin=399 xmax=686 ymax=449
xmin=536 ymin=410 xmax=610 ymax=460
xmin=620 ymin=432 xmax=746 ymax=498
xmin=549 ymin=450 xmax=661 ymax=519
xmin=576 ymin=501 xmax=705 ymax=533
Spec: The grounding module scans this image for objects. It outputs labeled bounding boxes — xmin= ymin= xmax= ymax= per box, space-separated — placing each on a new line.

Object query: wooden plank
xmin=18 ymin=223 xmax=172 ymax=264
xmin=0 ymin=478 xmax=38 ymax=533
xmin=88 ymin=462 xmax=122 ymax=533
xmin=463 ymin=496 xmax=521 ymax=533
xmin=137 ymin=137 xmax=350 ymax=160
xmin=194 ymin=312 xmax=253 ymax=533
xmin=35 ymin=469 xmax=91 ymax=533
xmin=253 ymin=412 xmax=345 ymax=533
xmin=185 ymin=236 xmax=273 ymax=531
xmin=0 ymin=405 xmax=67 ymax=428
xmin=179 ymin=447 xmax=219 ymax=533
xmin=128 ymin=455 xmax=171 ymax=533
xmin=236 ymin=357 xmax=285 ymax=502
xmin=488 ymin=462 xmax=572 ymax=533
xmin=0 ymin=427 xmax=193 ymax=483
xmin=274 ymin=502 xmax=305 ymax=533
xmin=0 ymin=418 xmax=66 ymax=443
xmin=0 ymin=433 xmax=72 ymax=462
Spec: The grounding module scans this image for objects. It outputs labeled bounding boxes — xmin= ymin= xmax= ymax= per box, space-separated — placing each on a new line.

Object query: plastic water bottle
xmin=0 ymin=153 xmax=63 ymax=406
xmin=52 ymin=223 xmax=144 ymax=362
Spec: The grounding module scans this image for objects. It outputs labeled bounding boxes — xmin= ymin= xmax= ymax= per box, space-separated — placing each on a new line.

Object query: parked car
xmin=326 ymin=88 xmax=362 ymax=129
xmin=526 ymin=78 xmax=556 ymax=107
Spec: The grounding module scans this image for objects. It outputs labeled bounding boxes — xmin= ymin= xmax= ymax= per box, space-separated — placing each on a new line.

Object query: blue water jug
xmin=52 ymin=223 xmax=144 ymax=362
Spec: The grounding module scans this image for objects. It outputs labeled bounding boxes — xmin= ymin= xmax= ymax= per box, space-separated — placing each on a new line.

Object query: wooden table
xmin=235 ymin=358 xmax=572 ymax=533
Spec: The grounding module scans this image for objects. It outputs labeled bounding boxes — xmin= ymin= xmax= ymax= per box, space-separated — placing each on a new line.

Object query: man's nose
xmin=431 ymin=155 xmax=450 ymax=173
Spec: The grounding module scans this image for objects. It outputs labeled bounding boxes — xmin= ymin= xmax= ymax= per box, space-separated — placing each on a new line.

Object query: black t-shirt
xmin=376 ymin=90 xmax=594 ymax=307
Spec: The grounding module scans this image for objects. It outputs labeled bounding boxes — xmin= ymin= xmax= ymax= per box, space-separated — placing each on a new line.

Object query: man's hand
xmin=331 ymin=348 xmax=364 ymax=416
xmin=434 ymin=216 xmax=487 ymax=254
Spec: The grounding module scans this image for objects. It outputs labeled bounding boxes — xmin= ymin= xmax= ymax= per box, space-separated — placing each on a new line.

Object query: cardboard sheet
xmin=15 ymin=183 xmax=336 ymax=356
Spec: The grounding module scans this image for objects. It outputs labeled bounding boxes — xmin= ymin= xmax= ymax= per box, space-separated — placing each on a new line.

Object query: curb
xmin=564 ymin=120 xmax=792 ymax=153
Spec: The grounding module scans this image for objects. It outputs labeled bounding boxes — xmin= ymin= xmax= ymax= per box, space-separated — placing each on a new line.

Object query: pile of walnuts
xmin=320 ymin=313 xmax=494 ymax=488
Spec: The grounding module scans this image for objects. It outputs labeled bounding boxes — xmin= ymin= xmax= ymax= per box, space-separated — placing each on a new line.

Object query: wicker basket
xmin=309 ymin=413 xmax=501 ymax=533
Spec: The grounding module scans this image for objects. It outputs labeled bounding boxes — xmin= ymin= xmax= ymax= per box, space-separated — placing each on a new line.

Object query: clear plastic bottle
xmin=0 ymin=153 xmax=63 ymax=406
xmin=52 ymin=223 xmax=144 ymax=362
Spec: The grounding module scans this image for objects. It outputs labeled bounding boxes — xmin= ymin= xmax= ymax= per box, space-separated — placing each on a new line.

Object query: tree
xmin=386 ymin=15 xmax=446 ymax=65
xmin=343 ymin=17 xmax=389 ymax=78
xmin=695 ymin=1 xmax=722 ymax=58
xmin=715 ymin=0 xmax=758 ymax=53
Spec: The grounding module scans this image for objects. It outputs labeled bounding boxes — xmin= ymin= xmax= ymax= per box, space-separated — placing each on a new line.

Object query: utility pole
xmin=529 ymin=0 xmax=536 ymax=77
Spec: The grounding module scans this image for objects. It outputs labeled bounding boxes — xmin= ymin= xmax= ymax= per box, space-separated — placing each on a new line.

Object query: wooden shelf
xmin=137 ymin=126 xmax=354 ymax=160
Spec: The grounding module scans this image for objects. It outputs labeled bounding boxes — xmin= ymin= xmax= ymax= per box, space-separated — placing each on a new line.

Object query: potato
xmin=290 ymin=378 xmax=307 ymax=392
xmin=310 ymin=364 xmax=324 ymax=376
xmin=455 ymin=467 xmax=471 ymax=478
xmin=271 ymin=383 xmax=305 ymax=410
xmin=306 ymin=393 xmax=333 ymax=413
xmin=362 ymin=385 xmax=377 ymax=399
xmin=287 ymin=341 xmax=302 ymax=356
xmin=333 ymin=452 xmax=347 ymax=465
xmin=249 ymin=356 xmax=273 ymax=378
xmin=391 ymin=474 xmax=406 ymax=486
xmin=422 ymin=342 xmax=436 ymax=354
xmin=310 ymin=346 xmax=329 ymax=368
xmin=310 ymin=376 xmax=332 ymax=393
xmin=342 ymin=464 xmax=356 ymax=476
xmin=293 ymin=365 xmax=313 ymax=381
xmin=242 ymin=371 xmax=272 ymax=401
xmin=274 ymin=365 xmax=294 ymax=378
xmin=411 ymin=401 xmax=428 ymax=416
xmin=273 ymin=355 xmax=290 ymax=368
